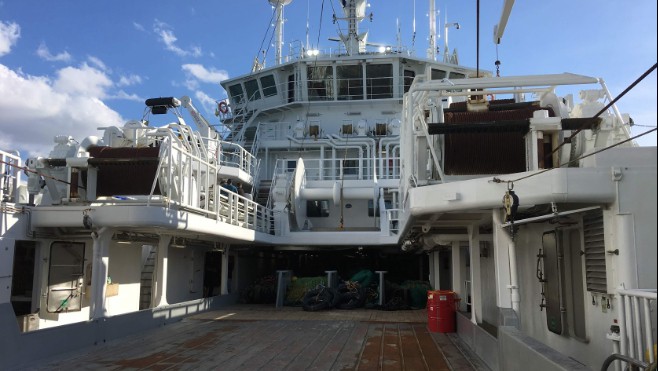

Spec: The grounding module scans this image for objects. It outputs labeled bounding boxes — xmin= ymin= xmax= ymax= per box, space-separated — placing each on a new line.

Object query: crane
xmin=179 ymin=95 xmax=219 ymax=141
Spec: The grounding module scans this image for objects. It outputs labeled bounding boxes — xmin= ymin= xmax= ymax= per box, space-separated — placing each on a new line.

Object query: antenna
xmin=443 ymin=10 xmax=460 ymax=64
xmin=412 ymin=0 xmax=416 ymax=48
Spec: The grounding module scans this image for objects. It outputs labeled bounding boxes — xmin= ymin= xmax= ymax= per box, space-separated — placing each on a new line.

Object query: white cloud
xmin=117 ymin=74 xmax=142 ymax=87
xmin=194 ymin=90 xmax=217 ymax=114
xmin=183 ymin=78 xmax=199 ymax=91
xmin=36 ymin=42 xmax=72 ymax=62
xmin=53 ymin=63 xmax=113 ymax=98
xmin=133 ymin=22 xmax=145 ymax=32
xmin=0 ymin=20 xmax=20 ymax=56
xmin=182 ymin=64 xmax=228 ymax=84
xmin=109 ymin=90 xmax=144 ymax=102
xmin=87 ymin=55 xmax=108 ymax=71
xmin=0 ymin=64 xmax=123 ymax=156
xmin=153 ymin=20 xmax=202 ymax=57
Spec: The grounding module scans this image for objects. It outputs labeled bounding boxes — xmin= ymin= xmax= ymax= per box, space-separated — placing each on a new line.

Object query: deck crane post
xmin=180 ymin=95 xmax=220 ymax=161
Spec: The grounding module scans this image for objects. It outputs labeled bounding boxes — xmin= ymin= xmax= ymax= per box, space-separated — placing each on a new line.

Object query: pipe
xmin=494 ymin=209 xmax=519 ymax=314
xmin=508 ymin=238 xmax=520 ymax=313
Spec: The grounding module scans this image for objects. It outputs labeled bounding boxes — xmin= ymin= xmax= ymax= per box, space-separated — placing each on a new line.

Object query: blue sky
xmin=1 ymin=0 xmax=656 ymax=157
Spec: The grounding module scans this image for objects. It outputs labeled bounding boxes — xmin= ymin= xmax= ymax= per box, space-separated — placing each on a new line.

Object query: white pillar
xmin=90 ymin=227 xmax=112 ymax=319
xmin=468 ymin=225 xmax=482 ymax=324
xmin=493 ymin=209 xmax=513 ymax=310
xmin=220 ymin=246 xmax=230 ymax=295
xmin=451 ymin=241 xmax=463 ymax=311
xmin=154 ymin=235 xmax=172 ymax=307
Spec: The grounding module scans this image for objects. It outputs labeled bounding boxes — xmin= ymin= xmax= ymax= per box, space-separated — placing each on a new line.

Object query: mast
xmin=427 ymin=0 xmax=436 ymax=60
xmin=443 ymin=11 xmax=460 ymax=64
xmin=336 ymin=0 xmax=369 ymax=55
xmin=269 ymin=0 xmax=293 ymax=65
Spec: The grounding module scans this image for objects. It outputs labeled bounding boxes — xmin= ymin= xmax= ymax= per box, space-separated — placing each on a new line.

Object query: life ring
xmin=218 ymin=101 xmax=229 ymax=114
xmin=487 ymin=94 xmax=495 ymax=101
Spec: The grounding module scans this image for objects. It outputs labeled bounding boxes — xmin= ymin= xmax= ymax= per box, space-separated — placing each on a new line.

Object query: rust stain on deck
xmin=36 ymin=305 xmax=478 ymax=370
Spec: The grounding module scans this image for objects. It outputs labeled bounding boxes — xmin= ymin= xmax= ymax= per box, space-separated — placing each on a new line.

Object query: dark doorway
xmin=203 ymin=251 xmax=223 ymax=297
xmin=438 ymin=250 xmax=452 ymax=291
xmin=11 ymin=241 xmax=37 ymax=316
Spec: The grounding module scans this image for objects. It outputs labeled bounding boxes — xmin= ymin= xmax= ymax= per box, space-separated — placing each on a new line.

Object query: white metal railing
xmin=218 ymin=141 xmax=258 ymax=179
xmin=284 ymin=42 xmax=412 ymax=62
xmin=612 ymin=288 xmax=657 ymax=369
xmin=386 ymin=208 xmax=400 ymax=235
xmin=1 ymin=149 xmax=22 ymax=203
xmin=152 ymin=133 xmax=275 ymax=234
xmin=271 ymin=156 xmax=400 ymax=183
xmin=90 ymin=127 xmax=275 ymax=235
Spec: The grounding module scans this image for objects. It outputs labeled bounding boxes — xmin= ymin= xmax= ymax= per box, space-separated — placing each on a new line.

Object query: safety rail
xmin=610 ymin=288 xmax=657 ymax=370
xmin=386 ymin=208 xmax=401 ymax=235
xmin=85 ymin=128 xmax=277 ymax=235
xmin=1 ymin=149 xmax=22 ymax=203
xmin=284 ymin=41 xmax=412 ymax=62
xmin=301 ymin=157 xmax=373 ymax=181
xmin=218 ymin=141 xmax=259 ymax=179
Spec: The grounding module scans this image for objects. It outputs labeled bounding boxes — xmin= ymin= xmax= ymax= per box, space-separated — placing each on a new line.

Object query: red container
xmin=427 ymin=290 xmax=456 ymax=333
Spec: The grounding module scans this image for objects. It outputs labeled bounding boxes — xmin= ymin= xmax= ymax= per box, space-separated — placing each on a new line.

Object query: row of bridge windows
xmin=227 ymin=64 xmax=467 ymax=105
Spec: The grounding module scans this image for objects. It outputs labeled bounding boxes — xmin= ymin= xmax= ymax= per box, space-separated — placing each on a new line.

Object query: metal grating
xmin=583 ymin=209 xmax=606 ymax=293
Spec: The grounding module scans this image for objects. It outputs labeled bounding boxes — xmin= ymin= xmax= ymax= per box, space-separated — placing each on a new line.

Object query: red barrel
xmin=427 ymin=290 xmax=440 ymax=332
xmin=427 ymin=290 xmax=456 ymax=333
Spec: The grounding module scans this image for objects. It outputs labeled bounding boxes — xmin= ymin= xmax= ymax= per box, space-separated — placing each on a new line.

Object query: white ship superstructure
xmin=1 ymin=1 xmax=656 ymax=369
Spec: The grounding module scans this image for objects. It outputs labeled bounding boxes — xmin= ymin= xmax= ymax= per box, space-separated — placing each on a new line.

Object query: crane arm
xmin=179 ymin=95 xmax=217 ymax=139
xmin=493 ymin=0 xmax=515 ymax=44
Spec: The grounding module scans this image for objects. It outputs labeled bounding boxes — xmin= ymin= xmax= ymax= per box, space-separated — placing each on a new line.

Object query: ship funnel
xmin=268 ymin=0 xmax=293 ymax=65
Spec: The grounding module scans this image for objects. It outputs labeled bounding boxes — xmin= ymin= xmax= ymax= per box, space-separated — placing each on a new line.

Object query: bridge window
xmin=308 ymin=66 xmax=334 ymax=101
xmin=403 ymin=70 xmax=415 ymax=93
xmin=244 ymin=79 xmax=261 ymax=101
xmin=260 ymin=75 xmax=277 ymax=97
xmin=228 ymin=84 xmax=244 ymax=104
xmin=288 ymin=74 xmax=295 ymax=103
xmin=449 ymin=72 xmax=466 ymax=79
xmin=431 ymin=69 xmax=447 ymax=80
xmin=337 ymin=65 xmax=363 ymax=100
xmin=366 ymin=64 xmax=393 ymax=99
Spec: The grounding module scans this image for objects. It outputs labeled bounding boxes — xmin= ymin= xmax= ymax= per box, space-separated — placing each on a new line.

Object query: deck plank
xmin=31 ymin=305 xmax=478 ymax=371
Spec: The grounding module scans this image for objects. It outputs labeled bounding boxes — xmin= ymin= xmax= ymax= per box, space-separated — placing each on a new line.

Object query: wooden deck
xmin=34 ymin=305 xmax=485 ymax=370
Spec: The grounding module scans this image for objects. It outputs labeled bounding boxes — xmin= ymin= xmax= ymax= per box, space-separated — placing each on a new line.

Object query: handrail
xmin=612 ymin=287 xmax=657 ymax=370
xmin=218 ymin=141 xmax=258 ymax=179
xmin=1 ymin=149 xmax=22 ymax=203
xmin=600 ymin=353 xmax=650 ymax=371
xmin=136 ymin=127 xmax=276 ymax=235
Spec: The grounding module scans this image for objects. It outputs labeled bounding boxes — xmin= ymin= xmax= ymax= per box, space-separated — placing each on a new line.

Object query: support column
xmin=325 ymin=270 xmax=338 ymax=288
xmin=275 ymin=270 xmax=292 ymax=308
xmin=430 ymin=251 xmax=441 ymax=290
xmin=153 ymin=235 xmax=172 ymax=307
xmin=220 ymin=246 xmax=230 ymax=295
xmin=451 ymin=241 xmax=463 ymax=311
xmin=468 ymin=225 xmax=482 ymax=324
xmin=376 ymin=271 xmax=387 ymax=306
xmin=90 ymin=227 xmax=113 ymax=320
xmin=493 ymin=209 xmax=513 ymax=309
